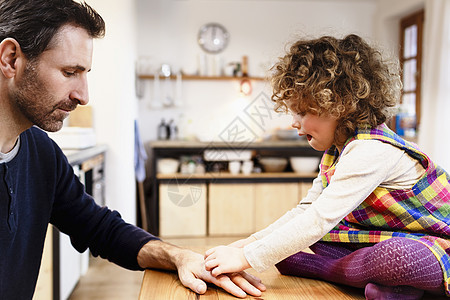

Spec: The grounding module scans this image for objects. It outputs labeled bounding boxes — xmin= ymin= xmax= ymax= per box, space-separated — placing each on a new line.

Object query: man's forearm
xmin=137 ymin=239 xmax=186 ymax=270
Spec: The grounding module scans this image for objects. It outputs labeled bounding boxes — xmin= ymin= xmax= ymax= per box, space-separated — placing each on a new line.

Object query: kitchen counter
xmin=149 ymin=138 xmax=311 ymax=149
xmin=63 ymin=144 xmax=108 ymax=166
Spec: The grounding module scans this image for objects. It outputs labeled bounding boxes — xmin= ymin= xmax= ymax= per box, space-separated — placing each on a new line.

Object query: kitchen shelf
xmin=137 ymin=74 xmax=266 ymax=81
xmin=145 ymin=139 xmax=323 ymax=236
xmin=157 ymin=171 xmax=317 ymax=180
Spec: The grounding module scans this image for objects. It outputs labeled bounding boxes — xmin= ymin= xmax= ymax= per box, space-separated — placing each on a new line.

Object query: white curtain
xmin=418 ymin=0 xmax=450 ymax=171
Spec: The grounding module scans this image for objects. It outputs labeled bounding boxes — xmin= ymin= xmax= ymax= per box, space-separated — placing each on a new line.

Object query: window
xmin=395 ymin=10 xmax=424 ymax=139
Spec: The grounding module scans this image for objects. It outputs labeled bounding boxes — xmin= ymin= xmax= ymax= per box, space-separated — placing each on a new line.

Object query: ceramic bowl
xmin=157 ymin=158 xmax=179 ymax=174
xmin=259 ymin=157 xmax=288 ymax=172
xmin=290 ymin=157 xmax=320 ymax=173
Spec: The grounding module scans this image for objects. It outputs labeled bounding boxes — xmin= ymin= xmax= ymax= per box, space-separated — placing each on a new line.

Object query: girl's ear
xmin=0 ymin=38 xmax=24 ymax=78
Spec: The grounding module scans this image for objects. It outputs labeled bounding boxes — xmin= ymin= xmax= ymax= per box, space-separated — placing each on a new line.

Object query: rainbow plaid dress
xmin=319 ymin=123 xmax=450 ymax=294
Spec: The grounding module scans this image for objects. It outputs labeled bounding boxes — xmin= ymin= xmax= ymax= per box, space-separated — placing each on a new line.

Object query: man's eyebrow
xmin=70 ymin=65 xmax=91 ymax=72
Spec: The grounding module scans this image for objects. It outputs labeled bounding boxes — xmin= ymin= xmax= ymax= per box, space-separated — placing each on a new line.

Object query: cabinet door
xmin=208 ymin=183 xmax=254 ymax=236
xmin=159 ymin=183 xmax=207 ymax=237
xmin=254 ymin=183 xmax=300 ymax=231
xmin=299 ymin=181 xmax=314 ymax=200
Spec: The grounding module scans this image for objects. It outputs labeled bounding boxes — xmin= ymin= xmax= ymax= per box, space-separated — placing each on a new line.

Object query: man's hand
xmin=137 ymin=240 xmax=265 ymax=298
xmin=176 ymin=250 xmax=265 ymax=298
xmin=204 ymin=245 xmax=251 ymax=277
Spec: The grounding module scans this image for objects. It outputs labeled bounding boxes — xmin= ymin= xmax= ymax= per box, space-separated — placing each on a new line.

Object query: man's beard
xmin=10 ymin=61 xmax=78 ymax=132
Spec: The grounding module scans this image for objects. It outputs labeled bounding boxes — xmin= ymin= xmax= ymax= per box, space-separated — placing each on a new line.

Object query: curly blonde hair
xmin=271 ymin=34 xmax=402 ymax=145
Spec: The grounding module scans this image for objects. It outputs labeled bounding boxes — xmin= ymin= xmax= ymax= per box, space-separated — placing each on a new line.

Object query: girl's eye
xmin=64 ymin=71 xmax=75 ymax=76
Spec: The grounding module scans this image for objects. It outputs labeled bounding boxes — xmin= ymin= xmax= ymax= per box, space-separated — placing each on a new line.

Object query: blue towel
xmin=134 ymin=120 xmax=148 ymax=182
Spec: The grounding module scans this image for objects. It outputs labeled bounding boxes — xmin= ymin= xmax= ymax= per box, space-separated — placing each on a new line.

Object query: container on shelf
xmin=157 ymin=158 xmax=179 ymax=174
xmin=290 ymin=157 xmax=320 ymax=173
xmin=259 ymin=157 xmax=288 ymax=172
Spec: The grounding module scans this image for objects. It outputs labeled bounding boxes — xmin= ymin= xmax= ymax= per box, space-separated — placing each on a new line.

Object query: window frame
xmin=398 ymin=9 xmax=424 ymax=135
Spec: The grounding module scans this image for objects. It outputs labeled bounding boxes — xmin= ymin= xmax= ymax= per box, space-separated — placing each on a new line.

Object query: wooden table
xmin=138 ymin=242 xmax=448 ymax=300
xmin=139 ymin=263 xmax=364 ymax=299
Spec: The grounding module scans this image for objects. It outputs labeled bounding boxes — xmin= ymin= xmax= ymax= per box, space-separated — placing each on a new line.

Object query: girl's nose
xmin=291 ymin=115 xmax=301 ymax=129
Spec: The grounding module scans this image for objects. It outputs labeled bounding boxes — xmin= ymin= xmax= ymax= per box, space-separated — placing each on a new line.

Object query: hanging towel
xmin=134 ymin=120 xmax=148 ymax=182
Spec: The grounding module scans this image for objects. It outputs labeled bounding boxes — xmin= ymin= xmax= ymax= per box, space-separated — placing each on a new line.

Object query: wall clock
xmin=197 ymin=23 xmax=229 ymax=54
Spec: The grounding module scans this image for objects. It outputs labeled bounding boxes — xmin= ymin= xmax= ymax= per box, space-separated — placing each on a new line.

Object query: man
xmin=0 ymin=0 xmax=265 ymax=298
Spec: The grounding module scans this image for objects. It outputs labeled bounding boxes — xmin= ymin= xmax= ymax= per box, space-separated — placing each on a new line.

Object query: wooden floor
xmin=68 ymin=256 xmax=143 ymax=300
xmin=69 ymin=236 xmax=448 ymax=300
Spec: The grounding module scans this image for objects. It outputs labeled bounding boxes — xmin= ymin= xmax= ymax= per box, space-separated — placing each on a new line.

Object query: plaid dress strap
xmin=319 ymin=123 xmax=450 ymax=294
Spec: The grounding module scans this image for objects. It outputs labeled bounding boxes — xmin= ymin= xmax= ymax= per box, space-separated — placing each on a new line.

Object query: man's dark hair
xmin=0 ymin=0 xmax=105 ymax=60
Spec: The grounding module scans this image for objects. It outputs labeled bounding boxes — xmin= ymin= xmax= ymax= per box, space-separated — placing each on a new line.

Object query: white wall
xmin=86 ymin=0 xmax=138 ymax=224
xmin=373 ymin=0 xmax=424 ymax=58
xmin=136 ymin=0 xmax=377 ymax=143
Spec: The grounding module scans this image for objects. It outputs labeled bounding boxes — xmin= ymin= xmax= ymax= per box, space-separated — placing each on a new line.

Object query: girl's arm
xmin=204 ymin=172 xmax=324 ymax=276
xmin=243 ymin=140 xmax=406 ymax=272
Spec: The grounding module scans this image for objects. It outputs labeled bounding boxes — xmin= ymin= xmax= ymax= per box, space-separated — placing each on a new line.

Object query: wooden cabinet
xmin=254 ymin=183 xmax=300 ymax=231
xmin=209 ymin=183 xmax=255 ymax=235
xmin=299 ymin=181 xmax=313 ymax=201
xmin=159 ymin=183 xmax=207 ymax=237
xmin=208 ymin=181 xmax=314 ymax=236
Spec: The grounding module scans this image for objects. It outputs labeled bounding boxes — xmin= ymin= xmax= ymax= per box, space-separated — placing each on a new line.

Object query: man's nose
xmin=70 ymin=77 xmax=89 ymax=105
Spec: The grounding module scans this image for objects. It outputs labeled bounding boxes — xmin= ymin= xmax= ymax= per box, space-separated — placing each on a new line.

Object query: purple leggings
xmin=275 ymin=238 xmax=445 ymax=296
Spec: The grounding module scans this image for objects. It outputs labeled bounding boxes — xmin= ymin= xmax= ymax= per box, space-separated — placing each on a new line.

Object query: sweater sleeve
xmin=244 ymin=140 xmax=406 ymax=272
xmin=49 ymin=140 xmax=158 ymax=270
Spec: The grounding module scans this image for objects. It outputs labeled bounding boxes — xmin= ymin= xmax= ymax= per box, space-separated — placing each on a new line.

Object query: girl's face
xmin=287 ymin=100 xmax=339 ymax=151
xmin=291 ymin=113 xmax=338 ymax=151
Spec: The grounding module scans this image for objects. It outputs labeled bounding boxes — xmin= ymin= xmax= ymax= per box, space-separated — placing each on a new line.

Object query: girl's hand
xmin=228 ymin=236 xmax=257 ymax=248
xmin=204 ymin=246 xmax=251 ymax=277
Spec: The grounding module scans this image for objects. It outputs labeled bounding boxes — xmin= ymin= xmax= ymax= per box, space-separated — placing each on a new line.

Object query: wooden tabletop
xmin=139 ymin=240 xmax=449 ymax=299
xmin=139 ymin=260 xmax=364 ymax=299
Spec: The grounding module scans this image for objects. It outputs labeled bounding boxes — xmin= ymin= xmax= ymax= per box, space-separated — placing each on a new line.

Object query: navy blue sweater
xmin=0 ymin=127 xmax=157 ymax=299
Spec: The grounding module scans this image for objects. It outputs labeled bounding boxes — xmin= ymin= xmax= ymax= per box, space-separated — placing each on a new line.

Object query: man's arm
xmin=137 ymin=240 xmax=266 ymax=298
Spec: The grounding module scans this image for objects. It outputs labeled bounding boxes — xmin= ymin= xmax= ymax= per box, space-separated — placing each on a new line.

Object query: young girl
xmin=204 ymin=34 xmax=450 ymax=299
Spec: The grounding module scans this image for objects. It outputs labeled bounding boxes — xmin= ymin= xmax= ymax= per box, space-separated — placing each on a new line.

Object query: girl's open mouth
xmin=306 ymin=134 xmax=312 ymax=141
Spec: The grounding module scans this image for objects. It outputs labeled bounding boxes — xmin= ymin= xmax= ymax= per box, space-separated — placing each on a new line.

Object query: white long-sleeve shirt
xmin=244 ymin=139 xmax=426 ymax=272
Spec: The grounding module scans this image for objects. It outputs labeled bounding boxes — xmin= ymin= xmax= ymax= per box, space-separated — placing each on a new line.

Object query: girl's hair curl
xmin=271 ymin=34 xmax=402 ymax=145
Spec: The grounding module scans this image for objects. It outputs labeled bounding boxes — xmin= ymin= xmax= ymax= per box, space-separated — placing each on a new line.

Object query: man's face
xmin=10 ymin=24 xmax=93 ymax=132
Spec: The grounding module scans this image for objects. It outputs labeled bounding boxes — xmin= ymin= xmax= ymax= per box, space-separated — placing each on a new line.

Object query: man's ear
xmin=0 ymin=38 xmax=24 ymax=78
